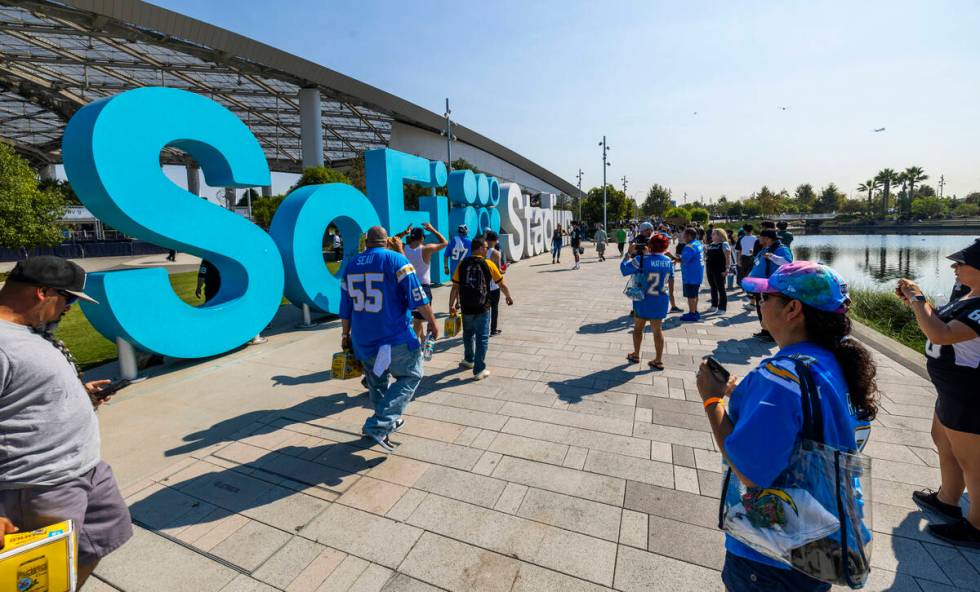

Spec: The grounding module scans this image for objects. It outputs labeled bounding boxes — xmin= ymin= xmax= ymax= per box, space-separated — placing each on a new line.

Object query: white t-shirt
xmin=738 ymin=235 xmax=757 ymax=255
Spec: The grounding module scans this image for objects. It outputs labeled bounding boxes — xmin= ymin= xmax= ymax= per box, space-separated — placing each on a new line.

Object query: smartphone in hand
xmin=95 ymin=378 xmax=130 ymax=400
xmin=703 ymin=356 xmax=731 ymax=384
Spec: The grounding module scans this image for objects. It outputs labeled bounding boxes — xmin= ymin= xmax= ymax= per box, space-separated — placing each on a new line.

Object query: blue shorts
xmin=682 ymin=283 xmax=701 ymax=298
xmin=633 ymin=296 xmax=669 ymax=320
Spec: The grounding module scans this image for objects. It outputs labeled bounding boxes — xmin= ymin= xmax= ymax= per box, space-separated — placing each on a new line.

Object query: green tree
xmin=755 ymin=185 xmax=780 ymax=216
xmin=840 ymin=198 xmax=866 ymax=214
xmin=741 ymin=198 xmax=762 ymax=218
xmin=236 ymin=188 xmax=260 ymax=207
xmin=290 ymin=165 xmax=352 ymax=192
xmin=38 ymin=178 xmax=80 ymax=206
xmin=0 ymin=145 xmax=68 ymax=251
xmin=815 ymin=183 xmax=844 ymax=213
xmin=641 ymin=184 xmax=672 ymax=216
xmin=874 ymin=168 xmax=901 ymax=217
xmin=901 ymin=166 xmax=928 ymax=217
xmin=954 ymin=202 xmax=979 ymax=217
xmin=856 ymin=179 xmax=880 ymax=216
xmin=664 ymin=206 xmax=691 ymax=225
xmin=582 ymin=185 xmax=631 ymax=225
xmin=793 ymin=184 xmax=816 ymax=213
xmin=964 ymin=192 xmax=980 ymax=204
xmin=911 ymin=196 xmax=946 ymax=219
xmin=250 ymin=195 xmax=285 ymax=230
xmin=689 ymin=207 xmax=709 ymax=223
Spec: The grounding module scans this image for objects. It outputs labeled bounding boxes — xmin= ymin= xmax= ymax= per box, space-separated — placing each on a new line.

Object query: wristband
xmin=703 ymin=397 xmax=724 ymax=410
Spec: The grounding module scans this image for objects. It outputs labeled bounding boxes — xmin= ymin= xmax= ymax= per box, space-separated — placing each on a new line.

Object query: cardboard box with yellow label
xmin=0 ymin=520 xmax=76 ymax=592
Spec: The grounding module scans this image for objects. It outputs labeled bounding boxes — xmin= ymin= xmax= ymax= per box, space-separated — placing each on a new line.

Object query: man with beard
xmin=0 ymin=256 xmax=132 ymax=588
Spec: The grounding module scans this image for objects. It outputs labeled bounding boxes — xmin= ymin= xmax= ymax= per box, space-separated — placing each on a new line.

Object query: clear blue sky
xmin=154 ymin=0 xmax=980 ymax=202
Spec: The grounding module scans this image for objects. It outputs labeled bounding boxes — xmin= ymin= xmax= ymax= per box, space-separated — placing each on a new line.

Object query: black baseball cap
xmin=409 ymin=227 xmax=425 ymax=241
xmin=947 ymin=239 xmax=980 ymax=269
xmin=7 ymin=256 xmax=98 ymax=303
xmin=759 ymin=229 xmax=778 ymax=240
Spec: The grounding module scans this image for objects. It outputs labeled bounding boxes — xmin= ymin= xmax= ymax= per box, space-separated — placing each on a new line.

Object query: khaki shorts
xmin=0 ymin=461 xmax=133 ymax=564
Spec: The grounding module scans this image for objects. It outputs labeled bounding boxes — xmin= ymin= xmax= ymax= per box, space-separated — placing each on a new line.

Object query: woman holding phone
xmin=696 ymin=261 xmax=878 ymax=591
xmin=898 ymin=239 xmax=980 ymax=547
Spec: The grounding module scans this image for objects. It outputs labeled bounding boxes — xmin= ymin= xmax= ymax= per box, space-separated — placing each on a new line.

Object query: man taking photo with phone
xmin=0 ymin=256 xmax=132 ymax=588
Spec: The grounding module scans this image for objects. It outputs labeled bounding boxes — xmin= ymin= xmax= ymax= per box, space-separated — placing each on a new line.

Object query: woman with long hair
xmin=696 ymin=261 xmax=878 ymax=591
xmin=705 ymin=228 xmax=733 ymax=313
xmin=899 ymin=239 xmax=980 ymax=547
xmin=551 ymin=223 xmax=564 ymax=264
xmin=621 ymin=234 xmax=673 ymax=369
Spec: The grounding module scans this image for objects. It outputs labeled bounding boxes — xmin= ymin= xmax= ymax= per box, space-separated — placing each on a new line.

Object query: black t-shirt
xmin=552 ymin=228 xmax=562 ymax=242
xmin=705 ymin=241 xmax=730 ymax=271
xmin=926 ymin=296 xmax=980 ymax=401
xmin=570 ymin=228 xmax=583 ymax=246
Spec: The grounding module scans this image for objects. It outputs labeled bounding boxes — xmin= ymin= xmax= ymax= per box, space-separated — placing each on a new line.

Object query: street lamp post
xmin=599 ymin=136 xmax=610 ymax=229
xmin=575 ymin=168 xmax=584 ymax=220
xmin=443 ymin=98 xmax=455 ymax=171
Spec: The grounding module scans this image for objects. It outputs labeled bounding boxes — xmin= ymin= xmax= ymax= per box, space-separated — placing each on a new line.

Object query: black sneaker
xmin=913 ymin=489 xmax=963 ymax=520
xmin=366 ymin=432 xmax=397 ymax=453
xmin=393 ymin=418 xmax=405 ymax=433
xmin=928 ymin=519 xmax=980 ymax=548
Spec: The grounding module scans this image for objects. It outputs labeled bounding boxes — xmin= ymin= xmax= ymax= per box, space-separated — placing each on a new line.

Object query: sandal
xmin=648 ymin=360 xmax=664 ymax=370
xmin=626 ymin=353 xmax=640 ymax=364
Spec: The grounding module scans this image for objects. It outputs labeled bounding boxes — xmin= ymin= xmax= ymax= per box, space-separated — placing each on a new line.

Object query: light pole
xmin=575 ymin=168 xmax=584 ymax=220
xmin=621 ymin=175 xmax=628 ymax=220
xmin=599 ymin=136 xmax=610 ymax=229
xmin=443 ymin=98 xmax=455 ymax=171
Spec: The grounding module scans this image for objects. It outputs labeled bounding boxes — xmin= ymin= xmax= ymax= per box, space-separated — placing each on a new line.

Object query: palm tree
xmin=902 ymin=166 xmax=928 ymax=217
xmin=857 ymin=179 xmax=880 ymax=216
xmin=874 ymin=169 xmax=901 ymax=218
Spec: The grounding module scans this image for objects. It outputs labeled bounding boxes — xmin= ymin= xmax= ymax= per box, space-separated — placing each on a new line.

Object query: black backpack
xmin=458 ymin=257 xmax=491 ymax=315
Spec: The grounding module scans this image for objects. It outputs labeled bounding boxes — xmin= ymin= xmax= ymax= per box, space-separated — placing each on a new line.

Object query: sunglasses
xmin=760 ymin=292 xmax=789 ymax=303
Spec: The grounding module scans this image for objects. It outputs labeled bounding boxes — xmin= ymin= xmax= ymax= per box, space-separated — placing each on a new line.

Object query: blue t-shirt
xmin=680 ymin=240 xmax=705 ymax=285
xmin=620 ymin=253 xmax=674 ymax=320
xmin=448 ymin=235 xmax=472 ymax=277
xmin=750 ymin=243 xmax=793 ymax=278
xmin=340 ymin=248 xmax=429 ymax=360
xmin=723 ymin=342 xmax=870 ymax=568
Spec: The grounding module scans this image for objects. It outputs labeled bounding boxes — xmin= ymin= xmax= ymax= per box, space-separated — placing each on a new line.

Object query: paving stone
xmin=516 ymin=487 xmax=622 ymax=541
xmin=647 ymin=514 xmax=725 ymax=570
xmin=286 ymin=547 xmax=347 ymax=592
xmin=864 ymin=440 xmax=927 ymax=465
xmin=241 ymin=485 xmax=331 ymax=533
xmin=697 ymin=469 xmax=724 ymax=499
xmin=652 ymin=408 xmax=713 ymax=432
xmin=634 ymin=407 xmax=653 ymax=423
xmin=632 ymin=422 xmax=716 ymax=450
xmin=453 ymin=425 xmax=482 ymax=446
xmin=873 ymin=458 xmax=942 ymax=487
xmin=620 ymin=509 xmax=648 ymax=549
xmin=472 ymin=450 xmax=504 ymax=475
xmin=398 ymin=532 xmax=521 ymax=592
xmin=252 ymin=535 xmax=325 ymax=589
xmin=408 ymin=400 xmax=508 ymax=430
xmin=210 ymin=518 xmax=292 ymax=572
xmin=488 ymin=432 xmax=569 ymax=465
xmin=492 ymin=456 xmax=625 ymax=505
xmin=315 ymin=554 xmax=369 ymax=591
xmin=379 ymin=574 xmax=443 ymax=592
xmin=614 ymin=545 xmax=725 ymax=592
xmin=396 ymin=415 xmax=466 ymax=442
xmin=95 ymin=527 xmax=239 ymax=592
xmin=499 ymin=401 xmax=634 ymax=435
xmin=390 ymin=433 xmax=485 ymax=471
xmin=421 ymin=390 xmax=507 ymax=413
xmin=493 ymin=482 xmax=529 ymax=514
xmin=871 ymin=531 xmax=952 ymax=584
xmin=366 ymin=456 xmax=431 ymax=487
xmin=624 ymin=481 xmax=719 ymax=530
xmin=674 ymin=465 xmax=700 ymax=494
xmin=302 ymin=504 xmax=422 ymax=569
xmin=470 ymin=429 xmax=498 ymax=449
xmin=693 ymin=448 xmax=723 ymax=473
xmin=386 ymin=489 xmax=427 ymax=522
xmin=563 ymin=445 xmax=589 ymax=469
xmin=922 ymin=542 xmax=980 ymax=591
xmin=671 ymin=444 xmax=697 ymax=469
xmin=502 ymin=416 xmax=650 ymax=458
xmin=338 ymin=476 xmax=409 ymax=515
xmin=583 ymin=449 xmax=674 ymax=489
xmin=348 ymin=564 xmax=395 ymax=592
xmin=220 ymin=575 xmax=280 ymax=592
xmin=408 ymin=493 xmax=617 ymax=585
xmin=414 ymin=464 xmax=508 ymax=508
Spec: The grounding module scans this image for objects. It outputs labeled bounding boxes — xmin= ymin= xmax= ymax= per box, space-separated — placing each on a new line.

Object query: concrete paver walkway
xmin=86 ymin=247 xmax=978 ymax=591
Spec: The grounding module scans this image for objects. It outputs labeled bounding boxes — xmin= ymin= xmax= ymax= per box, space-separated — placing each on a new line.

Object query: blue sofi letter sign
xmin=62 ymin=87 xmax=506 ymax=359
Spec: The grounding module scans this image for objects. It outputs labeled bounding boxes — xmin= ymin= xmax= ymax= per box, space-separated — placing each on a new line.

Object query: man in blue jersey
xmin=621 ymin=234 xmax=674 ymax=369
xmin=340 ymin=226 xmax=438 ymax=452
xmin=680 ymin=228 xmax=706 ymax=321
xmin=749 ymin=229 xmax=794 ymax=340
xmin=445 ymin=224 xmax=472 ymax=279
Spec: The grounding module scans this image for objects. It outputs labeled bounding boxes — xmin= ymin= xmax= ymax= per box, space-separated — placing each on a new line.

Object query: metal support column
xmin=186 ymin=164 xmax=201 ymax=197
xmin=262 ymin=185 xmax=273 ymax=198
xmin=299 ymin=87 xmax=325 ymax=169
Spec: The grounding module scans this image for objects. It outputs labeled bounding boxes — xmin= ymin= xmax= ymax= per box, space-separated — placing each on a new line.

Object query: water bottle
xmin=423 ymin=336 xmax=435 ymax=361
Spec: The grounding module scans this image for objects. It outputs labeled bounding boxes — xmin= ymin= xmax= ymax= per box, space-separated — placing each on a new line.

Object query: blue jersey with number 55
xmin=621 ymin=253 xmax=674 ymax=320
xmin=340 ymin=247 xmax=429 ymax=360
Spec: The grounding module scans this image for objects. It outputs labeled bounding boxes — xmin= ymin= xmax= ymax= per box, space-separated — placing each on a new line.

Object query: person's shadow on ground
xmin=548 ymin=363 xmax=647 ymax=405
xmin=579 ymin=314 xmax=634 ymax=334
xmin=131 ymin=438 xmax=386 ymax=533
xmin=164 ymin=393 xmax=364 ymax=457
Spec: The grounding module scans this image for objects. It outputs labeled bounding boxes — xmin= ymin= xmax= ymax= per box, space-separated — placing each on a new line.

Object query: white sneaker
xmin=474 ymin=369 xmax=491 ymax=381
xmin=460 ymin=360 xmax=475 ymax=369
xmin=706 ymin=307 xmax=718 ymax=314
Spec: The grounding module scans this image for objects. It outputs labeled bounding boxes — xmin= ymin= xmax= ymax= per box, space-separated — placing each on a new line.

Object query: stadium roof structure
xmin=0 ymin=0 xmax=581 ymax=197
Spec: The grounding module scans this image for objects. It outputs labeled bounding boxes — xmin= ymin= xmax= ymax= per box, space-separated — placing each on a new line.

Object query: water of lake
xmin=789 ymin=234 xmax=976 ymax=303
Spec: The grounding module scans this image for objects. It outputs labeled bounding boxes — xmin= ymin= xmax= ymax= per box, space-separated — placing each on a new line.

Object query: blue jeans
xmin=462 ymin=311 xmax=491 ymax=374
xmin=721 ymin=552 xmax=829 ymax=592
xmin=552 ymin=240 xmax=562 ymax=259
xmin=361 ymin=343 xmax=424 ymax=438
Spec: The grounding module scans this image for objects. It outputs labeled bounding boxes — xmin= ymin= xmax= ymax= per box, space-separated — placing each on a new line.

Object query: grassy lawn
xmin=52 ymin=261 xmax=341 ymax=370
xmin=849 ymin=287 xmax=926 ymax=353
